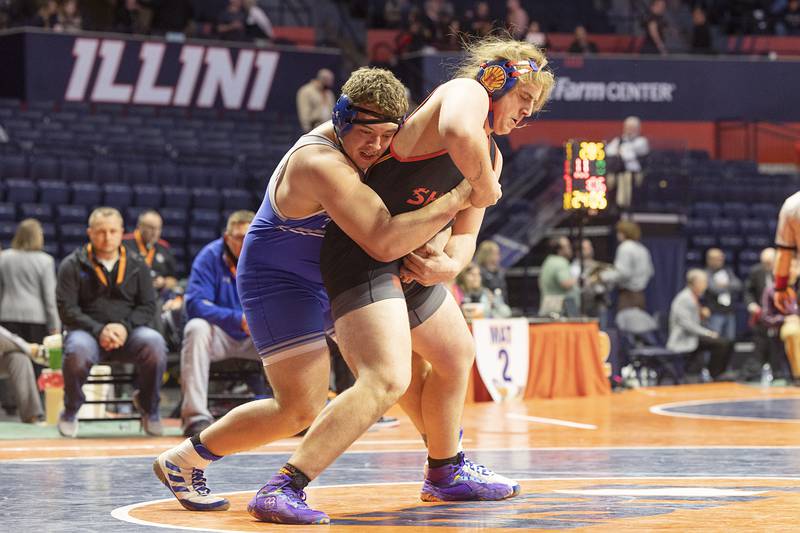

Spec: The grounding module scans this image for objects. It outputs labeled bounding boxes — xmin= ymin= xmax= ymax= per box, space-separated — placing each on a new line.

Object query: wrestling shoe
xmin=421 ymin=452 xmax=519 ymax=502
xmin=247 ymin=472 xmax=330 ymax=525
xmin=153 ymin=451 xmax=230 ymax=511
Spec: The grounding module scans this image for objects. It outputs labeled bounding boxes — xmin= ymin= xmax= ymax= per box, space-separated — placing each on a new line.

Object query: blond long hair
xmin=454 ymin=34 xmax=555 ymax=113
xmin=11 ymin=218 xmax=44 ymax=251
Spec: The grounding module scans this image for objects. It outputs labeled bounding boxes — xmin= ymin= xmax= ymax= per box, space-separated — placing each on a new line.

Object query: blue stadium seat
xmin=0 ymin=154 xmax=27 ymax=178
xmin=739 ymin=219 xmax=766 ymax=234
xmin=738 ymin=249 xmax=760 ymax=264
xmin=40 ymin=222 xmax=56 ymax=241
xmin=719 ymin=235 xmax=744 ymax=249
xmin=685 ymin=249 xmax=703 ymax=264
xmin=180 ymin=165 xmax=211 ymax=187
xmin=189 ymin=226 xmax=217 ymax=244
xmin=29 ymin=156 xmax=61 ymax=181
xmin=60 ymin=223 xmax=88 ymax=241
xmin=0 ymin=221 xmax=16 ymax=245
xmin=745 ymin=235 xmax=771 ymax=248
xmin=684 ymin=218 xmax=709 ymax=235
xmin=102 ymin=183 xmax=133 ymax=209
xmin=121 ymin=161 xmax=150 ymax=183
xmin=161 ymin=186 xmax=191 ymax=208
xmin=692 ymin=202 xmax=720 ymax=219
xmin=187 ymin=243 xmax=206 ymax=261
xmin=60 ymin=157 xmax=91 ymax=181
xmin=161 ymin=207 xmax=188 ymax=227
xmin=710 ymin=218 xmax=737 ymax=234
xmin=191 ymin=208 xmax=221 ymax=229
xmin=191 ymin=187 xmax=221 ymax=209
xmin=69 ymin=182 xmax=102 ymax=207
xmin=20 ymin=203 xmax=54 ymax=222
xmin=6 ymin=179 xmax=37 ymax=203
xmin=721 ymin=202 xmax=748 ymax=220
xmin=92 ymin=159 xmax=121 ymax=183
xmin=125 ymin=206 xmax=147 ymax=227
xmin=133 ymin=185 xmax=162 ymax=207
xmin=39 ymin=180 xmax=71 ymax=204
xmin=691 ymin=234 xmax=717 ymax=248
xmin=0 ymin=203 xmax=15 ymax=221
xmin=160 ymin=226 xmax=186 ymax=245
xmin=750 ymin=202 xmax=779 ymax=219
xmin=43 ymin=242 xmax=58 ymax=258
xmin=56 ymin=205 xmax=88 ymax=223
xmin=59 ymin=241 xmax=84 ymax=258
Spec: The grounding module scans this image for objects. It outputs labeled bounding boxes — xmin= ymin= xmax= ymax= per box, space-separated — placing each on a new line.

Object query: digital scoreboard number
xmin=563 ymin=140 xmax=608 ymax=211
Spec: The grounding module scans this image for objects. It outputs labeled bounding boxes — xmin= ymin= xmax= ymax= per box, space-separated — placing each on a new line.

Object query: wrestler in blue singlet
xmin=236 ymin=133 xmax=337 ymax=365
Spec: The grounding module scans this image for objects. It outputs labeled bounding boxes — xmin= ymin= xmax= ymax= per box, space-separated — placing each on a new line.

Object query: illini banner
xmin=472 ymin=318 xmax=530 ymax=403
xmin=0 ymin=28 xmax=340 ymax=111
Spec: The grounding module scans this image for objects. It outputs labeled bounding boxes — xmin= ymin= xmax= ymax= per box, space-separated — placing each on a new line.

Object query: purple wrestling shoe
xmin=247 ymin=472 xmax=330 ymax=525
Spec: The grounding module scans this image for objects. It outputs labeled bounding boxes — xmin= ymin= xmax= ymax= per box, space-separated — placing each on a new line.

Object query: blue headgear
xmin=332 ymin=94 xmax=404 ymax=138
xmin=475 ymin=58 xmax=545 ymax=128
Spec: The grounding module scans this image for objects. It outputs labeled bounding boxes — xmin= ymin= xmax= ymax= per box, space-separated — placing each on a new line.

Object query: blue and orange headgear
xmin=332 ymin=94 xmax=405 ymax=138
xmin=475 ymin=58 xmax=545 ymax=128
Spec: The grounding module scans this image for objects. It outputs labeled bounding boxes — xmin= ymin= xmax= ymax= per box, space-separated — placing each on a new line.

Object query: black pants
xmin=687 ymin=335 xmax=733 ymax=378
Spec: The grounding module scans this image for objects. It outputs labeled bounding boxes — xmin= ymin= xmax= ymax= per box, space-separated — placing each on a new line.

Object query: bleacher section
xmin=0 ymin=99 xmax=302 ymax=275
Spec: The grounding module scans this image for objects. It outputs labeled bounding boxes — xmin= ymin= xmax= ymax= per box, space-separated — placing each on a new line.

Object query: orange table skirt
xmin=469 ymin=322 xmax=611 ymax=401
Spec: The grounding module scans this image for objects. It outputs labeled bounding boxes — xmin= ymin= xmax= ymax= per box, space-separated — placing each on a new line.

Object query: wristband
xmin=775 ymin=275 xmax=788 ymax=292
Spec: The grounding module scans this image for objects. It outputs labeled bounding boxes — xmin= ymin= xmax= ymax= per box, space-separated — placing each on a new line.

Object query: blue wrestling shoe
xmin=247 ymin=472 xmax=330 ymax=525
xmin=421 ymin=452 xmax=520 ymax=502
xmin=153 ymin=452 xmax=230 ymax=511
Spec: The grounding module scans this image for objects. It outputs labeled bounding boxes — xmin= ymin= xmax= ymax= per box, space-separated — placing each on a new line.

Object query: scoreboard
xmin=563 ymin=140 xmax=608 ymax=211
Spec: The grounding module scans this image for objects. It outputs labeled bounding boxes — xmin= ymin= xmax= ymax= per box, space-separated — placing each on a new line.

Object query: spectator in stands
xmin=705 ymin=248 xmax=742 ymax=341
xmin=0 ymin=325 xmax=45 ymax=424
xmin=383 ymin=0 xmax=410 ymax=28
xmin=146 ymin=0 xmax=194 ymax=35
xmin=56 ymin=207 xmax=166 ymax=438
xmin=538 ymin=237 xmax=579 ymax=316
xmin=690 ymin=5 xmax=714 ymax=54
xmin=456 ymin=263 xmax=512 ymax=319
xmin=667 ymin=269 xmax=733 ymax=381
xmin=180 ymin=210 xmax=262 ymax=436
xmin=571 ymin=238 xmax=612 ymax=326
xmin=468 ymin=1 xmax=494 ymax=37
xmin=605 ymin=115 xmax=650 ymax=210
xmin=216 ymin=0 xmax=247 ymax=41
xmin=505 ymin=0 xmax=529 ymax=39
xmin=112 ymin=0 xmax=148 ymax=34
xmin=776 ymin=0 xmax=800 ymax=35
xmin=32 ymin=0 xmax=58 ymax=28
xmin=745 ymin=247 xmax=775 ymax=377
xmin=475 ymin=239 xmax=508 ymax=303
xmin=53 ymin=0 xmax=82 ymax=32
xmin=296 ymin=68 xmax=336 ymax=133
xmin=568 ymin=25 xmax=599 ymax=54
xmin=123 ymin=210 xmax=178 ymax=298
xmin=0 ymin=219 xmax=60 ymax=344
xmin=601 ymin=221 xmax=654 ymax=312
xmin=243 ymin=0 xmax=273 ymax=41
xmin=641 ymin=0 xmax=668 ymax=55
xmin=759 ymin=258 xmax=800 ymax=381
xmin=524 ymin=20 xmax=549 ymax=48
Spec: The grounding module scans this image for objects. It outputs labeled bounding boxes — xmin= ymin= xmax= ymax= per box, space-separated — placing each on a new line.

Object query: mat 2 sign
xmin=472 ymin=318 xmax=530 ymax=402
xmin=64 ymin=38 xmax=279 ymax=110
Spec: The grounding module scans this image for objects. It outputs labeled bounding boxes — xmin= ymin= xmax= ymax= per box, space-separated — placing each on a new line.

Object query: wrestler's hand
xmin=400 ymin=243 xmax=461 ymax=286
xmin=774 ymin=287 xmax=796 ymax=314
xmin=469 ymin=181 xmax=502 ymax=208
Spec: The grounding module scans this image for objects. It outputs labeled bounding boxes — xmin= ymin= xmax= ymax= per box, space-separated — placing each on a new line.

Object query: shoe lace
xmin=275 ymin=478 xmax=308 ymax=505
xmin=464 ymin=458 xmax=493 ymax=477
xmin=191 ymin=468 xmax=211 ymax=496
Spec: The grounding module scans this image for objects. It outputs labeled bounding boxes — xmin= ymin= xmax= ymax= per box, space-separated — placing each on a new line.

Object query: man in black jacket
xmin=56 ymin=207 xmax=167 ymax=438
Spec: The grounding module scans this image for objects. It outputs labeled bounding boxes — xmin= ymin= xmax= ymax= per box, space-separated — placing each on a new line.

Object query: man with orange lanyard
xmin=179 ymin=210 xmax=265 ymax=437
xmin=123 ymin=210 xmax=178 ymax=298
xmin=56 ymin=207 xmax=167 ymax=437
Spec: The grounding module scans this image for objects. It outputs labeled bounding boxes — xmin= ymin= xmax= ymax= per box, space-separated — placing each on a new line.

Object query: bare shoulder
xmin=439 ymin=78 xmax=487 ymax=98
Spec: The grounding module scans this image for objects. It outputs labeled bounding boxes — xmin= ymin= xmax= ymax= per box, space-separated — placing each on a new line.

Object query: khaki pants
xmin=780 ymin=315 xmax=800 ymax=378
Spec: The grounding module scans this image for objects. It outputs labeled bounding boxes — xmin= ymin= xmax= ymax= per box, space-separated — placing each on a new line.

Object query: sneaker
xmin=420 ymin=453 xmax=519 ymax=502
xmin=247 ymin=472 xmax=330 ymax=525
xmin=132 ymin=390 xmax=163 ymax=436
xmin=369 ymin=415 xmax=399 ymax=431
xmin=153 ymin=451 xmax=230 ymax=511
xmin=57 ymin=411 xmax=78 ymax=438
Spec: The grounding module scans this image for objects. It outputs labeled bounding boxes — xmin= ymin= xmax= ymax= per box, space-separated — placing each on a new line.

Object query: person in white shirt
xmin=605 ymin=116 xmax=650 ymax=209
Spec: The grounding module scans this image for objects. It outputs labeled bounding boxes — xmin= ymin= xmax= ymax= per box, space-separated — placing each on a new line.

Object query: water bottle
xmin=700 ymin=368 xmax=711 ymax=383
xmin=760 ymin=363 xmax=773 ymax=388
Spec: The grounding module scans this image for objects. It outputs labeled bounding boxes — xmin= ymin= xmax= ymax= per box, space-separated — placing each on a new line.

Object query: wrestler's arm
xmin=305 ymin=152 xmax=471 ymax=262
xmin=438 ymin=79 xmax=500 ymax=209
xmin=401 ymin=149 xmax=504 ymax=284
